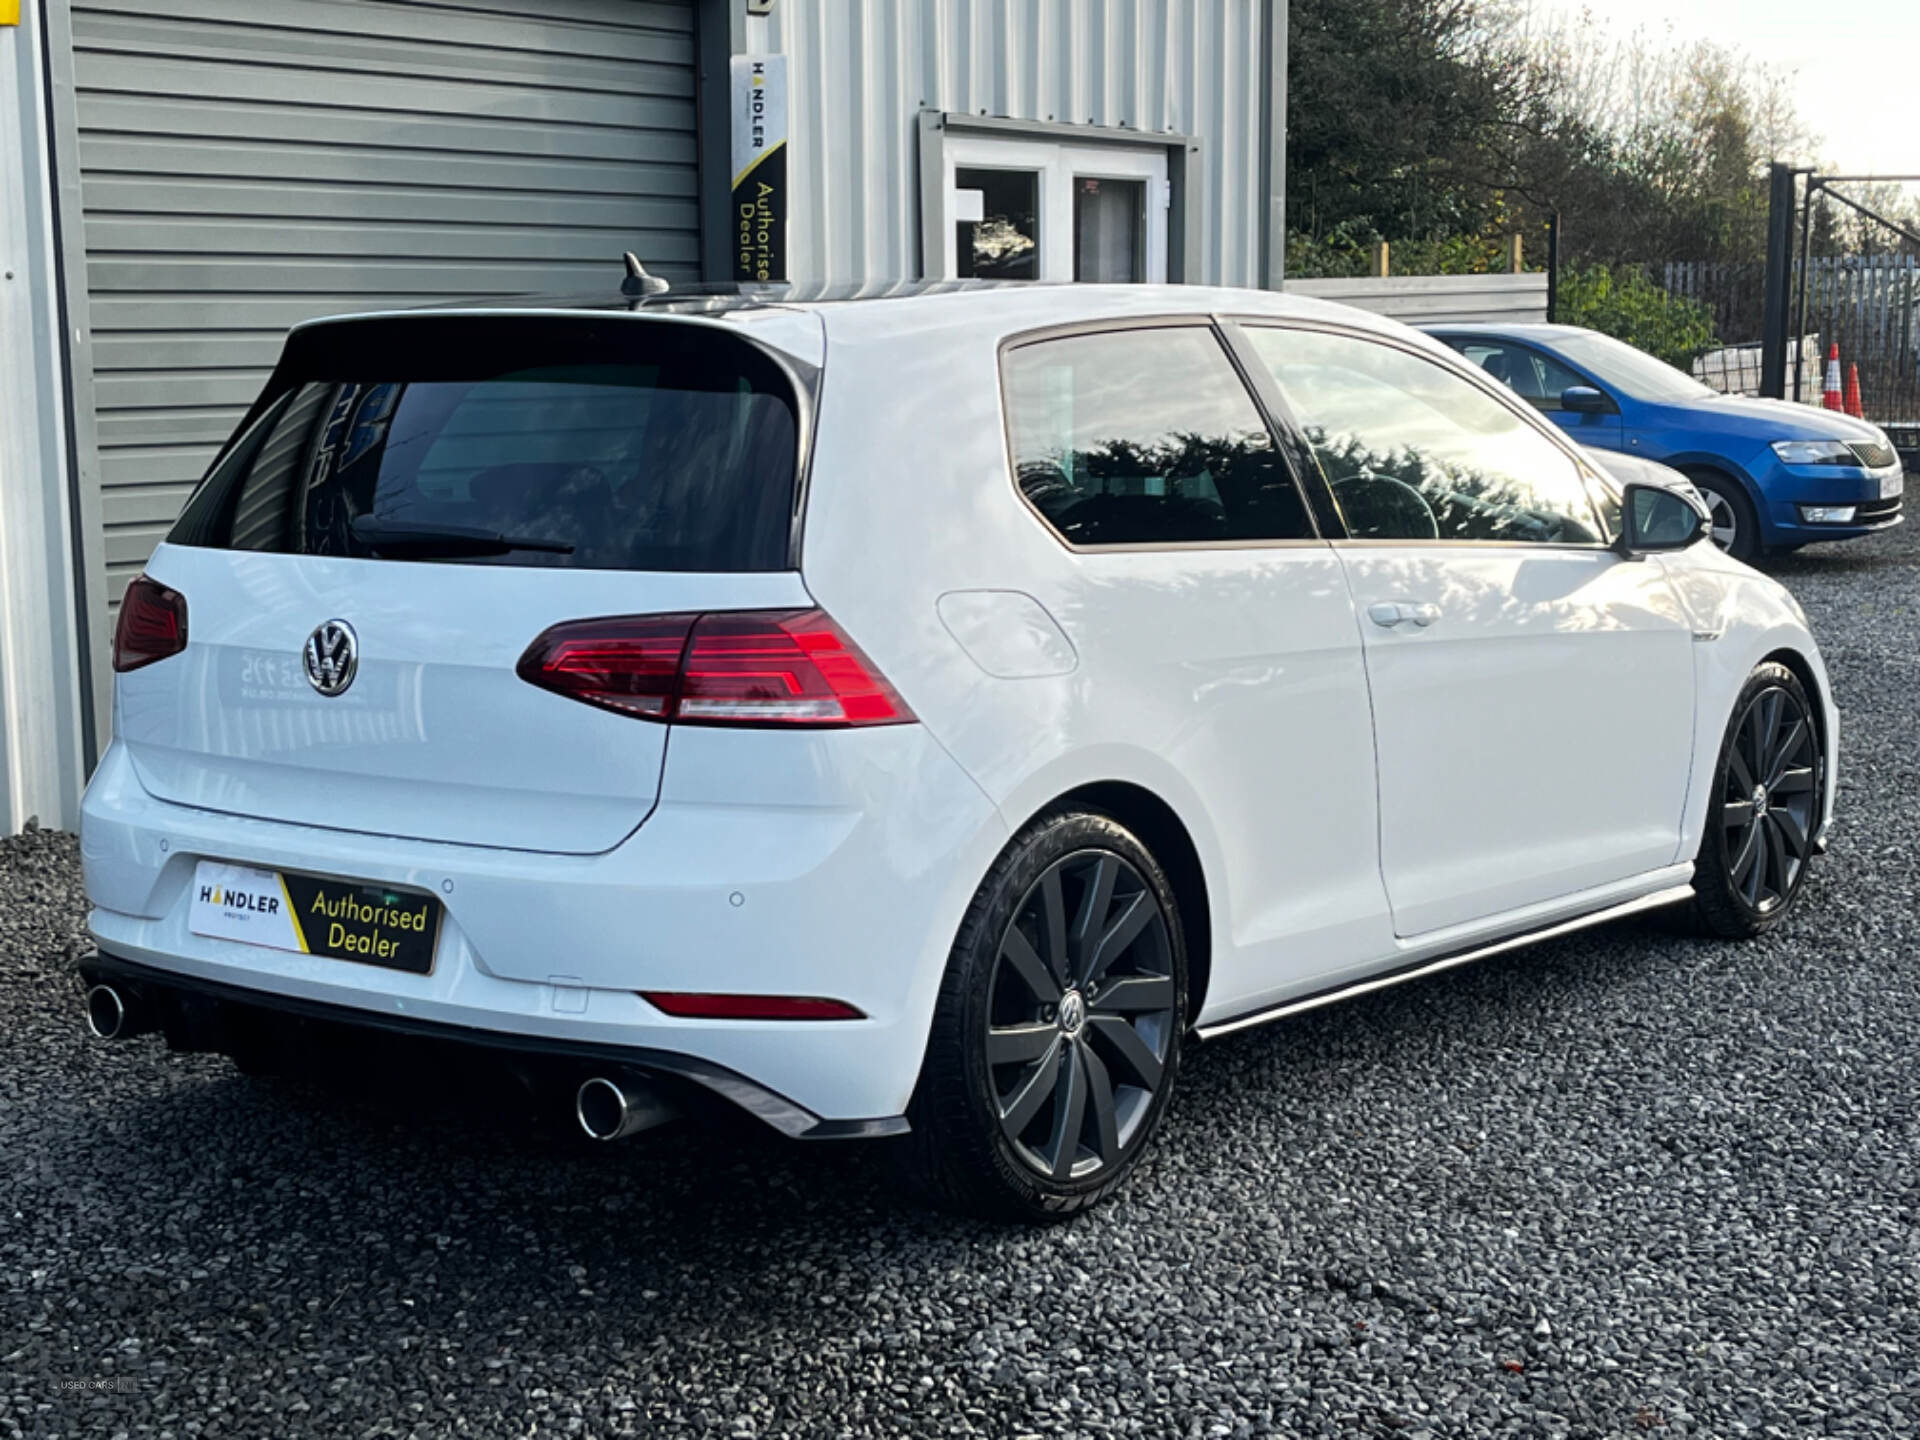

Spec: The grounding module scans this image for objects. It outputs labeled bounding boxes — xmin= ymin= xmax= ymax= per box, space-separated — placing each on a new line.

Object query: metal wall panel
xmin=1287 ymin=274 xmax=1552 ymax=325
xmin=65 ymin=0 xmax=701 ymax=628
xmin=3 ymin=5 xmax=90 ymax=830
xmin=747 ymin=0 xmax=1268 ymax=288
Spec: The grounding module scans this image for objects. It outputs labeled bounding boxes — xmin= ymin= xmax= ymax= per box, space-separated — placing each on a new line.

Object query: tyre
xmin=902 ymin=809 xmax=1187 ymax=1220
xmin=1690 ymin=662 xmax=1822 ymax=938
xmin=1685 ymin=470 xmax=1759 ymax=562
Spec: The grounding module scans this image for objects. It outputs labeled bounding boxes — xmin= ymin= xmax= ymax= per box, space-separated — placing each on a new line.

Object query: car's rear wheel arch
xmin=1037 ymin=782 xmax=1212 ymax=1028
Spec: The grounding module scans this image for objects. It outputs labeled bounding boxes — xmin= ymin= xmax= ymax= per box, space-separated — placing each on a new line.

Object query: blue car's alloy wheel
xmin=1686 ymin=472 xmax=1758 ymax=561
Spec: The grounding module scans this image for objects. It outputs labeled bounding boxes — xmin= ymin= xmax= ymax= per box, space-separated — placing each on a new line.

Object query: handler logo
xmin=199 ymin=880 xmax=281 ymax=916
xmin=730 ymin=55 xmax=787 ymax=282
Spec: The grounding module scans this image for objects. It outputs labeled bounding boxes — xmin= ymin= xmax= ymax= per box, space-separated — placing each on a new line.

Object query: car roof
xmin=288 ymin=279 xmax=1413 ymax=349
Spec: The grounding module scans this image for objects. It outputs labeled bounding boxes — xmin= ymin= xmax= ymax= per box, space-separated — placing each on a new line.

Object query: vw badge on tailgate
xmin=304 ymin=620 xmax=358 ymax=697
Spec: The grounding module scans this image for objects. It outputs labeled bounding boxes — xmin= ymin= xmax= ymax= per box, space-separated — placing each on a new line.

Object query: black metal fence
xmin=1796 ymin=254 xmax=1920 ymax=425
xmin=1543 ymin=168 xmax=1920 ymax=467
xmin=1662 ymin=260 xmax=1771 ymax=398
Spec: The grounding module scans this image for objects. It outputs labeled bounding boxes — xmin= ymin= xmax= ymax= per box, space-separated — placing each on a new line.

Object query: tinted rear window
xmin=171 ymin=316 xmax=801 ymax=572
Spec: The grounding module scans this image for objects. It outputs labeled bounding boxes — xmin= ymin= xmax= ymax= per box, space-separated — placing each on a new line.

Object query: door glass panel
xmin=1073 ymin=178 xmax=1145 ymax=282
xmin=1245 ymin=327 xmax=1603 ymax=546
xmin=955 ymin=167 xmax=1039 ymax=281
xmin=1003 ymin=328 xmax=1313 ymax=546
xmin=1453 ymin=341 xmax=1591 ymax=410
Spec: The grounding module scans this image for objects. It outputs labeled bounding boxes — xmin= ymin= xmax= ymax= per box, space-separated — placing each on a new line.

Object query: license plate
xmin=189 ymin=861 xmax=441 ymax=974
xmin=1882 ymin=472 xmax=1905 ymax=500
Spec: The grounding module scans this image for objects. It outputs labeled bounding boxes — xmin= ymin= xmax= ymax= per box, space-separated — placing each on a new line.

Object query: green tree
xmin=1284 ymin=0 xmax=1826 ymax=273
xmin=1286 ymin=0 xmax=1533 ymax=253
xmin=1554 ymin=265 xmax=1719 ymax=368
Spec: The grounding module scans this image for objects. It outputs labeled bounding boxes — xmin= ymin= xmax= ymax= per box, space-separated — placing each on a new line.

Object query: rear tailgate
xmin=122 ymin=550 xmax=811 ymax=854
xmin=115 ymin=311 xmax=812 ymax=855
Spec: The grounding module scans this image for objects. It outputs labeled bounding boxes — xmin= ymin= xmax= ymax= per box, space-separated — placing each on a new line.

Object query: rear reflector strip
xmin=517 ymin=608 xmax=912 ymax=728
xmin=641 ymin=992 xmax=866 ymax=1021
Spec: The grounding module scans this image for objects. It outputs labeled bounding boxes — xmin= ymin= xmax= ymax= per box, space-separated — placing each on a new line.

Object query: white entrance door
xmin=941 ymin=136 xmax=1168 ymax=283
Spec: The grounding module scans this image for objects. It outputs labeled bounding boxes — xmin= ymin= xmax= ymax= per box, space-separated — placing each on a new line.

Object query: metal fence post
xmin=1794 ymin=178 xmax=1818 ymax=403
xmin=1760 ymin=161 xmax=1795 ymax=399
xmin=1546 ymin=212 xmax=1559 ymax=323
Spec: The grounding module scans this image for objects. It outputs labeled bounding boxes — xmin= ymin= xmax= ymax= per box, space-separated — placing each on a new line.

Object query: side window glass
xmin=1522 ymin=348 xmax=1592 ymax=409
xmin=1003 ymin=327 xmax=1313 ymax=546
xmin=1244 ymin=328 xmax=1603 ymax=546
xmin=1456 ymin=341 xmax=1594 ymax=411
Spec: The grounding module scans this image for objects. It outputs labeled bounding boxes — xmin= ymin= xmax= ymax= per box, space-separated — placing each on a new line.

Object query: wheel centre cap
xmin=1057 ymin=990 xmax=1087 ymax=1037
xmin=1752 ymin=783 xmax=1769 ymax=819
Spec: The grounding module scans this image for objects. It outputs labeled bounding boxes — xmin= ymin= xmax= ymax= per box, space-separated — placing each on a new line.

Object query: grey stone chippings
xmin=3 ymin=522 xmax=1917 ymax=1437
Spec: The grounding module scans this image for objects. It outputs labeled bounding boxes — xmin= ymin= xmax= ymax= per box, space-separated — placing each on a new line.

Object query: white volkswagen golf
xmin=80 ymin=280 xmax=1836 ymax=1219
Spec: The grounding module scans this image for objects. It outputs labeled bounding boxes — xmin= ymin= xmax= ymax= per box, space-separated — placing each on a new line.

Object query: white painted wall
xmin=0 ymin=6 xmax=89 ymax=831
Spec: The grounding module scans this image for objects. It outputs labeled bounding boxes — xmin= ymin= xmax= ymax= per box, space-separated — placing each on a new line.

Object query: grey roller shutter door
xmin=68 ymin=0 xmax=700 ymax=627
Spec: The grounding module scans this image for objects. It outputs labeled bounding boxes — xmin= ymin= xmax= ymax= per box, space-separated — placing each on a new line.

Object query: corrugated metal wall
xmin=747 ymin=0 xmax=1268 ymax=287
xmin=3 ymin=4 xmax=89 ymax=830
xmin=66 ymin=0 xmax=701 ymax=624
xmin=1287 ymin=274 xmax=1552 ymax=325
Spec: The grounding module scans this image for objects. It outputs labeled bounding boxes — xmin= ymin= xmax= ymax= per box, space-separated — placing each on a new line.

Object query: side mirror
xmin=1561 ymin=385 xmax=1615 ymax=415
xmin=1617 ymin=481 xmax=1710 ymax=556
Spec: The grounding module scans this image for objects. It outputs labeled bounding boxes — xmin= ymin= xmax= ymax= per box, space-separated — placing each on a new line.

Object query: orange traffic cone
xmin=1822 ymin=343 xmax=1843 ymax=410
xmin=1844 ymin=363 xmax=1865 ymax=419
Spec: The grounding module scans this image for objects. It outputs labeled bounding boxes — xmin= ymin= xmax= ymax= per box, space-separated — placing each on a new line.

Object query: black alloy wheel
xmin=902 ymin=810 xmax=1186 ymax=1220
xmin=1693 ymin=662 xmax=1822 ymax=936
xmin=986 ymin=851 xmax=1177 ymax=1182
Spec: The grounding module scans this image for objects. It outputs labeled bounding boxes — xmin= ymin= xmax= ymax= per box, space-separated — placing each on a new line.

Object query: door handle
xmin=1368 ymin=601 xmax=1442 ymax=629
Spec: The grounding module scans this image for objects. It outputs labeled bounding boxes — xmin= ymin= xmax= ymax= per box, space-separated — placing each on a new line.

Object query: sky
xmin=1528 ymin=0 xmax=1920 ymax=179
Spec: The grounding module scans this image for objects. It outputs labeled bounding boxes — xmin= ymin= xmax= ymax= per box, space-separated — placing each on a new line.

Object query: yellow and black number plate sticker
xmin=188 ymin=860 xmax=440 ymax=974
xmin=281 ymin=873 xmax=441 ymax=974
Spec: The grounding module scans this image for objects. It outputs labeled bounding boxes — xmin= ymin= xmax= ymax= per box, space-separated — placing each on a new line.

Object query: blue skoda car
xmin=1426 ymin=323 xmax=1907 ymax=561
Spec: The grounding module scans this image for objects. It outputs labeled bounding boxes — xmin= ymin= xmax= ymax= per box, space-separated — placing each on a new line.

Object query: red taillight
xmin=514 ymin=614 xmax=692 ymax=718
xmin=641 ymin=992 xmax=865 ymax=1021
xmin=517 ymin=609 xmax=912 ymax=728
xmin=113 ymin=575 xmax=188 ymax=672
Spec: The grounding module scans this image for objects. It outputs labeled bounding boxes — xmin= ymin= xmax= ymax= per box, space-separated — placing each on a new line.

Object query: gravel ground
xmin=4 ymin=524 xmax=1918 ymax=1440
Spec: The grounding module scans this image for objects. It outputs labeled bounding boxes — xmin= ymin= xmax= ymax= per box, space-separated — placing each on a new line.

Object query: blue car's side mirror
xmin=1561 ymin=385 xmax=1616 ymax=415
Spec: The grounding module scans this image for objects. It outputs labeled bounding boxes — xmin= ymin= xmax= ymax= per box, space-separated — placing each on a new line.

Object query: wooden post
xmin=1369 ymin=240 xmax=1390 ymax=278
xmin=1506 ymin=233 xmax=1524 ymax=274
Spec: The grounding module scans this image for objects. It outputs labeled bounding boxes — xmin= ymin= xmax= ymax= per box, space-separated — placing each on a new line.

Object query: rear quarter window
xmin=171 ymin=316 xmax=801 ymax=573
xmin=1001 ymin=325 xmax=1314 ymax=547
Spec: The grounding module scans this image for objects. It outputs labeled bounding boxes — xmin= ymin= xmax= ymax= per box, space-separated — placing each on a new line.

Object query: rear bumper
xmin=78 ymin=947 xmax=904 ymax=1139
xmin=80 ymin=726 xmax=1008 ymax=1122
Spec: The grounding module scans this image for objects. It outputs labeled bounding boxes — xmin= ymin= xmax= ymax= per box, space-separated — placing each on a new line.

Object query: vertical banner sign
xmin=731 ymin=55 xmax=787 ymax=282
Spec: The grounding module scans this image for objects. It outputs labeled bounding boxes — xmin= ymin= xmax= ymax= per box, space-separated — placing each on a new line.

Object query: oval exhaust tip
xmin=576 ymin=1076 xmax=629 ymax=1141
xmin=85 ymin=984 xmax=127 ymax=1041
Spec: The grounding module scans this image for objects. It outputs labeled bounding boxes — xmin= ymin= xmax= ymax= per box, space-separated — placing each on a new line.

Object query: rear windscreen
xmin=170 ymin=316 xmax=802 ymax=572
